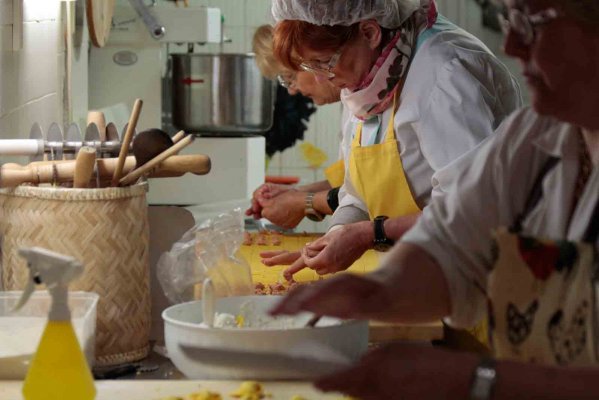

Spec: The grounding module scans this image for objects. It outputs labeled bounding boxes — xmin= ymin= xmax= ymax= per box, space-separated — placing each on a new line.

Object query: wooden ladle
xmin=131 ymin=128 xmax=181 ymax=168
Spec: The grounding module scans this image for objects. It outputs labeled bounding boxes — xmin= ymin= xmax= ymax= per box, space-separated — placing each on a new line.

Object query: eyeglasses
xmin=497 ymin=7 xmax=560 ymax=46
xmin=277 ymin=73 xmax=297 ymax=90
xmin=299 ymin=45 xmax=345 ymax=79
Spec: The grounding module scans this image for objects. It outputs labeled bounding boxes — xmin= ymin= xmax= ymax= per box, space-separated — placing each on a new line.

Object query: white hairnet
xmin=272 ymin=0 xmax=421 ymax=29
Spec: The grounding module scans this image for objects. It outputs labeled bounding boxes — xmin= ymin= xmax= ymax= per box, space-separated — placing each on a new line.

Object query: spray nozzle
xmin=13 ymin=247 xmax=83 ymax=317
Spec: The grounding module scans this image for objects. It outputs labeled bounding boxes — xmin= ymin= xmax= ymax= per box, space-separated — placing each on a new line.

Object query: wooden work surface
xmin=0 ymin=380 xmax=341 ymax=400
xmin=239 ymin=232 xmax=443 ymax=342
xmin=239 ymin=233 xmax=380 ymax=284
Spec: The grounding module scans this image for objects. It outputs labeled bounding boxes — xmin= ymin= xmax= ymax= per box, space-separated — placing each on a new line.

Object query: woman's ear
xmin=359 ymin=19 xmax=383 ymax=50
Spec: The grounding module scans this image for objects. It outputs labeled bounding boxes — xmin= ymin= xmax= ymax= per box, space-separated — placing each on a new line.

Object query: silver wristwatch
xmin=304 ymin=192 xmax=324 ymax=222
xmin=470 ymin=357 xmax=496 ymax=400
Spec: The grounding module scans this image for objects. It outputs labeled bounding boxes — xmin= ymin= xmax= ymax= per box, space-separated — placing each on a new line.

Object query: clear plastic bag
xmin=157 ymin=208 xmax=253 ymax=304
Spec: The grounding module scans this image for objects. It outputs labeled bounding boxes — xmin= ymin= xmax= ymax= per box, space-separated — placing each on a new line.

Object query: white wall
xmin=0 ymin=0 xmax=63 ymax=142
xmin=0 ymin=0 xmax=89 ymax=161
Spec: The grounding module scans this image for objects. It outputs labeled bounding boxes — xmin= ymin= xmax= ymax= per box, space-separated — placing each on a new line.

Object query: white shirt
xmin=402 ymin=107 xmax=599 ymax=329
xmin=331 ymin=23 xmax=522 ymax=227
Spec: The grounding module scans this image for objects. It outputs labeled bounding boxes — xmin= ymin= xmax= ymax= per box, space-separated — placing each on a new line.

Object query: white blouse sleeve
xmin=401 ymin=114 xmax=522 ymax=328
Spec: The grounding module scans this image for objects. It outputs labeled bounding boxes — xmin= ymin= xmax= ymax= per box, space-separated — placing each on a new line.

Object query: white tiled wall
xmin=0 ymin=0 xmax=89 ymax=164
xmin=0 ymin=0 xmax=62 ymax=143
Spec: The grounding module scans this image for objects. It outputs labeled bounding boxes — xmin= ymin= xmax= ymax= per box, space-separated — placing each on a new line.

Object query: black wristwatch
xmin=326 ymin=187 xmax=340 ymax=212
xmin=373 ymin=215 xmax=394 ymax=252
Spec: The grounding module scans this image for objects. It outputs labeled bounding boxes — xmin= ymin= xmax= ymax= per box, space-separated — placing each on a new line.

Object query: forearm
xmin=383 ymin=212 xmax=421 ymax=240
xmin=368 ymin=242 xmax=451 ymax=323
xmin=297 ymin=180 xmax=332 ymax=193
xmin=493 ymin=360 xmax=599 ymax=399
xmin=331 ymin=214 xmax=422 ymax=252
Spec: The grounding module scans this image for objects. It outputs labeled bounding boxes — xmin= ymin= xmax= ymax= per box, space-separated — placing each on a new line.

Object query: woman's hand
xmin=269 ymin=273 xmax=393 ymax=319
xmin=259 ymin=189 xmax=306 ymax=229
xmin=260 ymin=250 xmax=302 ymax=266
xmin=245 ymin=183 xmax=294 ymax=220
xmin=302 ymin=222 xmax=372 ymax=274
xmin=315 ymin=343 xmax=477 ymax=400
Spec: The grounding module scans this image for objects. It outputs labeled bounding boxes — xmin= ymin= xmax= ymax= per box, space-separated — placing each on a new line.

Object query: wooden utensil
xmin=111 ymin=99 xmax=143 ymax=186
xmin=172 ymin=130 xmax=185 ymax=143
xmin=87 ymin=0 xmax=115 ymax=48
xmin=119 ymin=134 xmax=194 ymax=186
xmin=87 ymin=111 xmax=107 ymax=141
xmin=131 ymin=129 xmax=179 ymax=167
xmin=0 ymin=154 xmax=210 ymax=188
xmin=73 ymin=147 xmax=97 ymax=188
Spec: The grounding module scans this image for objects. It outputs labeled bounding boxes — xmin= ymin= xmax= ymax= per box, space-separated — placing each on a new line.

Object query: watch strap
xmin=327 ymin=187 xmax=340 ymax=212
xmin=305 ymin=192 xmax=324 ymax=221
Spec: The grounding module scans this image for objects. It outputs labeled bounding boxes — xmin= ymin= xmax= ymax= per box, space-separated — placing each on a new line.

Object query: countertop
xmin=0 ymin=380 xmax=344 ymax=400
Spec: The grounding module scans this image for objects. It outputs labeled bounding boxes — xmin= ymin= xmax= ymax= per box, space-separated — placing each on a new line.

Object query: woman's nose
xmin=503 ymin=29 xmax=529 ymax=61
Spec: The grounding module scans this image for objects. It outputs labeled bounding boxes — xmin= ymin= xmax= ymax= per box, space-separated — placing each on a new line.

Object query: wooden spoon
xmin=119 ymin=134 xmax=194 ymax=186
xmin=111 ymin=98 xmax=143 ymax=186
xmin=132 ymin=128 xmax=174 ymax=168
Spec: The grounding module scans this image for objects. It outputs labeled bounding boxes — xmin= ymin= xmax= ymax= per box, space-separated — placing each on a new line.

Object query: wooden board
xmin=239 ymin=233 xmax=380 ymax=285
xmin=86 ymin=0 xmax=115 ymax=47
xmin=239 ymin=232 xmax=443 ymax=342
xmin=0 ymin=380 xmax=343 ymax=400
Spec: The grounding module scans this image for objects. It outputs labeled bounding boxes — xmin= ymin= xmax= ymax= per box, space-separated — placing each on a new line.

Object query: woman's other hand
xmin=269 ymin=273 xmax=392 ymax=319
xmin=302 ymin=221 xmax=372 ymax=274
xmin=315 ymin=343 xmax=476 ymax=400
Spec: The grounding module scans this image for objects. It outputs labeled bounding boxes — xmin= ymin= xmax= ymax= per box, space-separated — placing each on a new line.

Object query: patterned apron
xmin=488 ymin=157 xmax=599 ymax=365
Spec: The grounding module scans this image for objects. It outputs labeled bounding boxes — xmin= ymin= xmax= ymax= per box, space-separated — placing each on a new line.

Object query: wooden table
xmin=240 ymin=232 xmax=443 ymax=343
xmin=0 ymin=380 xmax=343 ymax=400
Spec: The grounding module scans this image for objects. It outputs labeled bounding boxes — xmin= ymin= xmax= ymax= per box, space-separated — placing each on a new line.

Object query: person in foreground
xmin=271 ymin=0 xmax=599 ymax=398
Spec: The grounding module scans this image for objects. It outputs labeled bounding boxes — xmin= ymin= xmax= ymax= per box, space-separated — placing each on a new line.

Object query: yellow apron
xmin=348 ymin=96 xmax=420 ymax=219
xmin=347 ymin=95 xmax=489 ymax=349
xmin=324 ymin=159 xmax=345 ymax=188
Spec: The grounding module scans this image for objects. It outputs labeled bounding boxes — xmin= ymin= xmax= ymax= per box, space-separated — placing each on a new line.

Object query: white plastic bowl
xmin=162 ymin=295 xmax=369 ymax=380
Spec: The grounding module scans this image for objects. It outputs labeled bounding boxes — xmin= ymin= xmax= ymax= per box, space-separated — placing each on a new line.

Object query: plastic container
xmin=162 ymin=295 xmax=369 ymax=380
xmin=0 ymin=291 xmax=98 ymax=380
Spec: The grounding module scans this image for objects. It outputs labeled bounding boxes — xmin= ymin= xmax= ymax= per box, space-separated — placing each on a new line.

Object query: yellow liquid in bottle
xmin=22 ymin=321 xmax=96 ymax=400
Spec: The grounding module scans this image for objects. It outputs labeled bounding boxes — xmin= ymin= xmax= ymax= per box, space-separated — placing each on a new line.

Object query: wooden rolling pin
xmin=0 ymin=154 xmax=210 ymax=188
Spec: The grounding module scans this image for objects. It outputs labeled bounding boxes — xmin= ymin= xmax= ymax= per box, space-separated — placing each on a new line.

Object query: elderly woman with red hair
xmin=267 ymin=0 xmax=521 ymax=290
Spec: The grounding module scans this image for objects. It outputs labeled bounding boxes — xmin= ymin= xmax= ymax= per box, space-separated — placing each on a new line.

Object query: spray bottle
xmin=14 ymin=247 xmax=96 ymax=400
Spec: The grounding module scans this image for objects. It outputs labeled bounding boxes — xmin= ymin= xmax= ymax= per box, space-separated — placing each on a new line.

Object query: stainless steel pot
xmin=171 ymin=53 xmax=275 ymax=133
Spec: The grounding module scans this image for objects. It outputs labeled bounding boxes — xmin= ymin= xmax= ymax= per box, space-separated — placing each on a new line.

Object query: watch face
xmin=373 ymin=242 xmax=393 ymax=252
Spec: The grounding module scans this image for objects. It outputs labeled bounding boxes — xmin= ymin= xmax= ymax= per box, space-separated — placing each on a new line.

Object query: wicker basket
xmin=0 ymin=183 xmax=150 ymax=366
